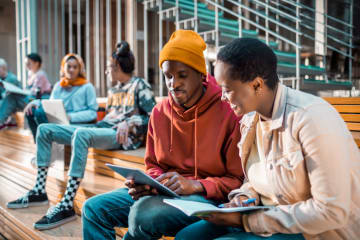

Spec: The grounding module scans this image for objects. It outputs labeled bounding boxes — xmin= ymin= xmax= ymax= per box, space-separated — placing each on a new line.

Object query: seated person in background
xmin=175 ymin=38 xmax=360 ymax=240
xmin=24 ymin=53 xmax=98 ymax=141
xmin=7 ymin=41 xmax=156 ymax=230
xmin=0 ymin=54 xmax=52 ymax=129
xmin=81 ymin=30 xmax=244 ymax=240
xmin=0 ymin=58 xmax=21 ymax=128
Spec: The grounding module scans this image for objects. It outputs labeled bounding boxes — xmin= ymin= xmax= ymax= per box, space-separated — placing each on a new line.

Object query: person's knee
xmin=72 ymin=128 xmax=91 ymax=143
xmin=37 ymin=123 xmax=55 ymax=138
xmin=82 ymin=197 xmax=100 ymax=222
xmin=82 ymin=189 xmax=132 ymax=229
xmin=127 ymin=196 xmax=166 ymax=237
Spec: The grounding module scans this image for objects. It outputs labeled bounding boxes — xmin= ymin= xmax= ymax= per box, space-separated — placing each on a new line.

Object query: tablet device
xmin=105 ymin=163 xmax=180 ymax=198
xmin=42 ymin=99 xmax=70 ymax=125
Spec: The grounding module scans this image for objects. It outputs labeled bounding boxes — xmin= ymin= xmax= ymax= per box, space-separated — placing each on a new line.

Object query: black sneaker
xmin=7 ymin=190 xmax=48 ymax=209
xmin=33 ymin=205 xmax=76 ymax=230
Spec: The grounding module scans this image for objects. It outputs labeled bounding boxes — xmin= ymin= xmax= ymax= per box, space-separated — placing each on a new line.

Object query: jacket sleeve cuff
xmin=199 ymin=179 xmax=217 ymax=199
xmin=242 ymin=214 xmax=251 ymax=232
xmin=247 ymin=210 xmax=268 ymax=233
xmin=146 ymin=168 xmax=164 ymax=179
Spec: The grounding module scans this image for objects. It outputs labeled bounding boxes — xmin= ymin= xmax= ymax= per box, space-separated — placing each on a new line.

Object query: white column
xmin=77 ymin=0 xmax=81 ymax=56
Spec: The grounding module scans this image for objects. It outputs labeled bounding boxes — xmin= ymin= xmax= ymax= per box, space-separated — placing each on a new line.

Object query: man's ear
xmin=201 ymin=73 xmax=207 ymax=82
xmin=251 ymin=77 xmax=265 ymax=93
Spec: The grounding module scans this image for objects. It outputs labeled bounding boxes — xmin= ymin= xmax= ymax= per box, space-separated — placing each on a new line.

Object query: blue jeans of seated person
xmin=0 ymin=93 xmax=31 ymax=124
xmin=82 ymin=188 xmax=218 ymax=240
xmin=36 ymin=123 xmax=122 ymax=178
xmin=175 ymin=220 xmax=305 ymax=240
xmin=26 ymin=104 xmax=48 ymax=141
xmin=24 ymin=95 xmax=51 ymax=141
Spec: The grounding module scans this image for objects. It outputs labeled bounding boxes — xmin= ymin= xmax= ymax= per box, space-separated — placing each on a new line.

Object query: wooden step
xmin=0 ymin=176 xmax=83 ymax=240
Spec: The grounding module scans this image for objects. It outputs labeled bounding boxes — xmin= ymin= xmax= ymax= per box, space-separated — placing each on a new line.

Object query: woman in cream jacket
xmin=175 ymin=38 xmax=360 ymax=240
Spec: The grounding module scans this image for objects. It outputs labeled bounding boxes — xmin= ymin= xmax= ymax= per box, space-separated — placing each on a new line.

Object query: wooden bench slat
xmin=332 ymin=105 xmax=360 ymax=114
xmin=324 ymin=97 xmax=360 ymax=105
xmin=340 ymin=114 xmax=360 ymax=123
xmin=346 ymin=123 xmax=360 ymax=132
xmin=355 ymin=139 xmax=360 ymax=148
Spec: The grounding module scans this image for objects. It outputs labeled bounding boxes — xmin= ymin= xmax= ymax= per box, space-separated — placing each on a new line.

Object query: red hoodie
xmin=145 ymin=81 xmax=244 ymax=201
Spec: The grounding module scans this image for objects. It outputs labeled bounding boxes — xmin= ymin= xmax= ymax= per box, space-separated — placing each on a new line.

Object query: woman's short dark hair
xmin=112 ymin=41 xmax=135 ymax=74
xmin=26 ymin=53 xmax=42 ymax=66
xmin=217 ymin=38 xmax=279 ymax=90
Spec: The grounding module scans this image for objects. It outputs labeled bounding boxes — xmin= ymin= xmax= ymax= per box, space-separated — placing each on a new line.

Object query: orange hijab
xmin=60 ymin=53 xmax=88 ymax=88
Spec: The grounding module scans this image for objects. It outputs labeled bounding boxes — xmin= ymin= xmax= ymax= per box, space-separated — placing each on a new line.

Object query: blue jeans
xmin=82 ymin=188 xmax=217 ymax=240
xmin=25 ymin=95 xmax=51 ymax=140
xmin=175 ymin=220 xmax=305 ymax=240
xmin=0 ymin=93 xmax=29 ymax=123
xmin=26 ymin=104 xmax=48 ymax=140
xmin=36 ymin=123 xmax=121 ymax=178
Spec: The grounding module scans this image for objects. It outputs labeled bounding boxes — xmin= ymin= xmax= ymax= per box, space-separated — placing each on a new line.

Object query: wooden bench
xmin=324 ymin=97 xmax=360 ymax=149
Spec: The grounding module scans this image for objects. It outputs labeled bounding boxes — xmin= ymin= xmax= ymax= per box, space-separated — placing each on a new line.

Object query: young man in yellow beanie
xmin=82 ymin=30 xmax=244 ymax=240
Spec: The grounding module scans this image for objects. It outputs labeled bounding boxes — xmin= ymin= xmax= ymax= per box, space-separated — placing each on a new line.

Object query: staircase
xmin=142 ymin=0 xmax=354 ymax=95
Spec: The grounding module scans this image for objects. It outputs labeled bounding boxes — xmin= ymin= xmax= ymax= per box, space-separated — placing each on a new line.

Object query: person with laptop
xmin=0 ymin=54 xmax=52 ymax=129
xmin=24 ymin=53 xmax=98 ymax=140
xmin=6 ymin=41 xmax=156 ymax=230
xmin=81 ymin=30 xmax=244 ymax=240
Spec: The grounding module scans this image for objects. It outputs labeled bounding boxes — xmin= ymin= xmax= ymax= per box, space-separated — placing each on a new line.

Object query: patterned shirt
xmin=99 ymin=76 xmax=156 ymax=149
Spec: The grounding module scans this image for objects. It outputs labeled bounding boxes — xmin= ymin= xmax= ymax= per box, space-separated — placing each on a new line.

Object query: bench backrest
xmin=324 ymin=97 xmax=360 ymax=149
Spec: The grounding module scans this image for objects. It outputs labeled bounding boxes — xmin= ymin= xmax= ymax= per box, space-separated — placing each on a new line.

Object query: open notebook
xmin=163 ymin=199 xmax=273 ymax=217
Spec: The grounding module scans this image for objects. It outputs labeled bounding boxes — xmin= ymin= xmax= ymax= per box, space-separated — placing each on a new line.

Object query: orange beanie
xmin=159 ymin=30 xmax=207 ymax=75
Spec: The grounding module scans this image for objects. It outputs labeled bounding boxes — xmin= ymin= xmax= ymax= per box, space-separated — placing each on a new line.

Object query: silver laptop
xmin=42 ymin=99 xmax=70 ymax=125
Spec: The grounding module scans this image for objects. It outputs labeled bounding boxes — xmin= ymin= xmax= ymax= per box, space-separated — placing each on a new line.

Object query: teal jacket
xmin=34 ymin=81 xmax=98 ymax=123
xmin=0 ymin=72 xmax=20 ymax=99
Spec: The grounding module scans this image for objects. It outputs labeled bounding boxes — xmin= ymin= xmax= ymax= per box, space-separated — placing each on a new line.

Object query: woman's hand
xmin=115 ymin=121 xmax=129 ymax=144
xmin=24 ymin=102 xmax=38 ymax=115
xmin=223 ymin=195 xmax=256 ymax=208
xmin=155 ymin=172 xmax=205 ymax=195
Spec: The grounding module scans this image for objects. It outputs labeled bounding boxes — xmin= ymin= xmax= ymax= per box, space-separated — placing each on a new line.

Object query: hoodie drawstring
xmin=194 ymin=108 xmax=198 ymax=180
xmin=170 ymin=100 xmax=174 ymax=152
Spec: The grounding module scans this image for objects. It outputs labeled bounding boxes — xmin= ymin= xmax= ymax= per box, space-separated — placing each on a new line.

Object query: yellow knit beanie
xmin=159 ymin=30 xmax=207 ymax=75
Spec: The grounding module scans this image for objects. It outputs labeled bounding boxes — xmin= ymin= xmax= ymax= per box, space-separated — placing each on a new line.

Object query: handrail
xmin=282 ymin=0 xmax=354 ymax=28
xmin=248 ymin=0 xmax=300 ymax=22
xmin=327 ymin=34 xmax=353 ymax=48
xmin=227 ymin=0 xmax=303 ymax=36
xmin=204 ymin=0 xmax=301 ymax=48
xmin=269 ymin=0 xmax=353 ymax=50
xmin=327 ymin=25 xmax=352 ymax=38
xmin=327 ymin=45 xmax=354 ymax=59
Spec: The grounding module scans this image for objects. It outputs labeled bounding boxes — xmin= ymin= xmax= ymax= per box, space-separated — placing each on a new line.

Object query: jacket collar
xmin=269 ymin=83 xmax=287 ymax=131
xmin=242 ymin=83 xmax=287 ymax=129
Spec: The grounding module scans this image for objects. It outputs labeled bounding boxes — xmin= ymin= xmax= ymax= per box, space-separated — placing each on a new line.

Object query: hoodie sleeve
xmin=199 ymin=120 xmax=244 ymax=201
xmin=68 ymin=84 xmax=98 ymax=123
xmin=144 ymin=111 xmax=165 ymax=178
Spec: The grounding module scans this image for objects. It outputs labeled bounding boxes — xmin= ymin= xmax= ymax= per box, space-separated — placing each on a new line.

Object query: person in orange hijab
xmin=59 ymin=53 xmax=88 ymax=87
xmin=24 ymin=53 xmax=98 ymax=140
